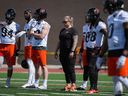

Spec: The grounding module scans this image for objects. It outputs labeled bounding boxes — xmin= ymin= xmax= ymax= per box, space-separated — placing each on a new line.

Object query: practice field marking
xmin=0 ymin=78 xmax=113 ymax=84
xmin=51 ymin=92 xmax=82 ymax=96
xmin=51 ymin=92 xmax=113 ymax=96
xmin=17 ymin=93 xmax=48 ymax=96
xmin=0 ymin=94 xmax=15 ymax=96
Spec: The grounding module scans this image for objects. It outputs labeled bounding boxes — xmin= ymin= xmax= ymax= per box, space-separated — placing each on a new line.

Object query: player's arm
xmin=0 ymin=21 xmax=7 ymax=26
xmin=123 ymin=22 xmax=128 ymax=56
xmin=96 ymin=28 xmax=108 ymax=70
xmin=99 ymin=28 xmax=108 ymax=57
xmin=30 ymin=23 xmax=50 ymax=39
xmin=15 ymin=28 xmax=21 ymax=56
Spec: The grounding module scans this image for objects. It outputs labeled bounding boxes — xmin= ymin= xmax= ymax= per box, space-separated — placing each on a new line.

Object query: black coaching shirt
xmin=59 ymin=27 xmax=78 ymax=54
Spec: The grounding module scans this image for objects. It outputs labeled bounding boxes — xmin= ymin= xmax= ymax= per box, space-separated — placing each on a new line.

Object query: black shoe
xmin=26 ymin=85 xmax=37 ymax=89
xmin=77 ymin=87 xmax=85 ymax=90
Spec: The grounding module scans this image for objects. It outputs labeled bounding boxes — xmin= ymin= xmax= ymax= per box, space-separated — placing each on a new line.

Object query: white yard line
xmin=51 ymin=92 xmax=82 ymax=96
xmin=0 ymin=94 xmax=15 ymax=96
xmin=16 ymin=93 xmax=48 ymax=96
xmin=0 ymin=78 xmax=113 ymax=83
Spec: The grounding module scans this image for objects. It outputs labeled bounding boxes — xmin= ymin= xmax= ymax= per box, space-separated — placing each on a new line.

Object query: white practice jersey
xmin=83 ymin=21 xmax=106 ymax=49
xmin=24 ymin=18 xmax=37 ymax=46
xmin=107 ymin=10 xmax=128 ymax=50
xmin=31 ymin=20 xmax=51 ymax=47
xmin=0 ymin=21 xmax=19 ymax=44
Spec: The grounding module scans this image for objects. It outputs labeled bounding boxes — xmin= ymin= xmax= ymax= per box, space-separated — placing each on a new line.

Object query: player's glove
xmin=96 ymin=57 xmax=104 ymax=70
xmin=116 ymin=55 xmax=126 ymax=69
xmin=14 ymin=49 xmax=20 ymax=57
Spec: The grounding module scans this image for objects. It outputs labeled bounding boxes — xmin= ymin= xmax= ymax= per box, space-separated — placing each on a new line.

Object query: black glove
xmin=14 ymin=49 xmax=20 ymax=57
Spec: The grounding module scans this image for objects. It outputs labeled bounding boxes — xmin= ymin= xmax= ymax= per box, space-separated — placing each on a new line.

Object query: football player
xmin=0 ymin=8 xmax=20 ymax=88
xmin=21 ymin=9 xmax=37 ymax=88
xmin=104 ymin=0 xmax=128 ymax=95
xmin=29 ymin=8 xmax=51 ymax=90
xmin=77 ymin=16 xmax=89 ymax=91
xmin=79 ymin=8 xmax=108 ymax=94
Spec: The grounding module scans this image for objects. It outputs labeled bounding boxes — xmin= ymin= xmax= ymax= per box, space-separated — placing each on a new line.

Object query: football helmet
xmin=5 ymin=8 xmax=16 ymax=21
xmin=21 ymin=59 xmax=29 ymax=69
xmin=86 ymin=8 xmax=100 ymax=23
xmin=34 ymin=8 xmax=47 ymax=21
xmin=104 ymin=0 xmax=124 ymax=14
xmin=115 ymin=0 xmax=124 ymax=10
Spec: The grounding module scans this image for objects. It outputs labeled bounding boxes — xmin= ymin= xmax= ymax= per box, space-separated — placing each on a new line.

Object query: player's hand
xmin=69 ymin=51 xmax=74 ymax=59
xmin=28 ymin=28 xmax=36 ymax=35
xmin=96 ymin=57 xmax=104 ymax=70
xmin=116 ymin=55 xmax=126 ymax=69
xmin=0 ymin=21 xmax=7 ymax=26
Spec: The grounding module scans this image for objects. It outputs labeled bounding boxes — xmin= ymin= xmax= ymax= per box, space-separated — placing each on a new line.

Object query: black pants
xmin=59 ymin=53 xmax=76 ymax=84
xmin=83 ymin=66 xmax=89 ymax=81
xmin=86 ymin=48 xmax=98 ymax=90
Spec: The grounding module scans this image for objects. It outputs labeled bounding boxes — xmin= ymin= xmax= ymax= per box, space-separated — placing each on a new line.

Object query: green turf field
xmin=0 ymin=73 xmax=128 ymax=96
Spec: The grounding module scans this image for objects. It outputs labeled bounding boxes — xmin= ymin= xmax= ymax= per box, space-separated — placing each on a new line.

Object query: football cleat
xmin=86 ymin=89 xmax=98 ymax=94
xmin=38 ymin=85 xmax=47 ymax=90
xmin=21 ymin=83 xmax=32 ymax=88
xmin=64 ymin=83 xmax=71 ymax=91
xmin=26 ymin=83 xmax=39 ymax=89
xmin=77 ymin=87 xmax=86 ymax=90
xmin=70 ymin=84 xmax=77 ymax=92
xmin=77 ymin=82 xmax=87 ymax=90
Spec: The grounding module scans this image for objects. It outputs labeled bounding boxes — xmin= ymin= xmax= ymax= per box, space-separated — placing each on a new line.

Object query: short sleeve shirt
xmin=59 ymin=27 xmax=78 ymax=53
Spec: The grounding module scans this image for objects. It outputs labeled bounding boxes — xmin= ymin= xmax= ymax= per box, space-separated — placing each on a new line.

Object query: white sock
xmin=112 ymin=76 xmax=123 ymax=95
xmin=43 ymin=80 xmax=47 ymax=86
xmin=0 ymin=56 xmax=4 ymax=68
xmin=82 ymin=81 xmax=87 ymax=87
xmin=27 ymin=59 xmax=35 ymax=84
xmin=83 ymin=81 xmax=87 ymax=84
xmin=118 ymin=76 xmax=128 ymax=89
xmin=35 ymin=79 xmax=39 ymax=85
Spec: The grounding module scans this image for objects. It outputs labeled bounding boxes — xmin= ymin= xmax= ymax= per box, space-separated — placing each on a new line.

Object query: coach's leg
xmin=69 ymin=56 xmax=76 ymax=91
xmin=59 ymin=54 xmax=71 ymax=91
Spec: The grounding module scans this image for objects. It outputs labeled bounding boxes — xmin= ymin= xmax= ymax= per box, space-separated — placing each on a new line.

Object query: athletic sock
xmin=42 ymin=80 xmax=47 ymax=86
xmin=27 ymin=59 xmax=35 ymax=84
